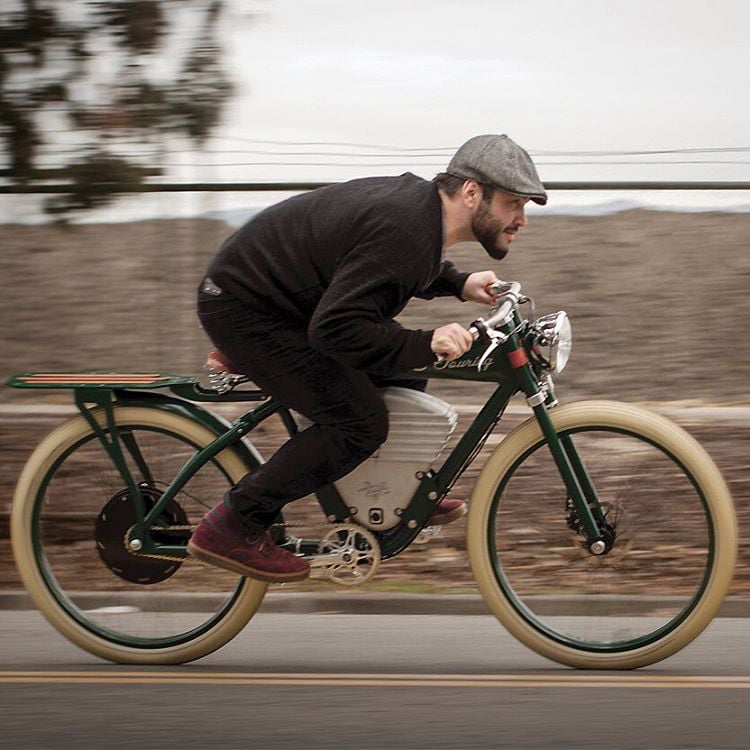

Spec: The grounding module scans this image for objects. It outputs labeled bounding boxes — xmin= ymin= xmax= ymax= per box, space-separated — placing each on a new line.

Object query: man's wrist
xmin=456 ymin=271 xmax=471 ymax=301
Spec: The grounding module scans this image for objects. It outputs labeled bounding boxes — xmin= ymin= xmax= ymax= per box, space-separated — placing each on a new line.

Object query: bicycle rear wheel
xmin=11 ymin=406 xmax=268 ymax=664
xmin=468 ymin=401 xmax=737 ymax=669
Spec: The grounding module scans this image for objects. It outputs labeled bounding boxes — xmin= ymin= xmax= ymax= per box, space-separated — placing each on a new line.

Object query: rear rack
xmin=7 ymin=372 xmax=268 ymax=402
xmin=8 ymin=372 xmax=198 ymax=389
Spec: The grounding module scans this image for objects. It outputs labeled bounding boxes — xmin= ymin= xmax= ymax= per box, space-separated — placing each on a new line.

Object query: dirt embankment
xmin=1 ymin=211 xmax=748 ymax=594
xmin=2 ymin=210 xmax=749 ymax=404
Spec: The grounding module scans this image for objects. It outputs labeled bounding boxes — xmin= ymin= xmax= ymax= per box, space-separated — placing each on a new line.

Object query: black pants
xmin=197 ymin=285 xmax=425 ymax=528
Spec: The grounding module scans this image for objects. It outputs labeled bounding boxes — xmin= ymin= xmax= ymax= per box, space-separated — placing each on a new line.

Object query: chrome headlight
xmin=527 ymin=311 xmax=572 ymax=373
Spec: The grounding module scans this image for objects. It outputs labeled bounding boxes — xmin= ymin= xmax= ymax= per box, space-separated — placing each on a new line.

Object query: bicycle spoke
xmin=491 ymin=426 xmax=713 ymax=650
xmin=34 ymin=423 xmax=249 ymax=647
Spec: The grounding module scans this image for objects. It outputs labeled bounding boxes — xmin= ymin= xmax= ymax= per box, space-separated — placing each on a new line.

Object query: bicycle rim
xmin=12 ymin=407 xmax=268 ymax=664
xmin=468 ymin=401 xmax=736 ymax=669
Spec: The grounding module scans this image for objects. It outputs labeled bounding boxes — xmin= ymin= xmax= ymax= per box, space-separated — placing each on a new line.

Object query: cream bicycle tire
xmin=11 ymin=406 xmax=268 ymax=664
xmin=467 ymin=400 xmax=737 ymax=669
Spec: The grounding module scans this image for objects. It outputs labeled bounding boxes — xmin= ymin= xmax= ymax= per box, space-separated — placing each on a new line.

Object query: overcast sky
xmin=177 ymin=0 xmax=750 ymax=187
xmin=7 ymin=0 xmax=749 ymax=222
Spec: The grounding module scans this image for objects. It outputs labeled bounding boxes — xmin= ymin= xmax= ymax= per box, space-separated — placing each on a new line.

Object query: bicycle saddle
xmin=206 ymin=349 xmax=240 ymax=374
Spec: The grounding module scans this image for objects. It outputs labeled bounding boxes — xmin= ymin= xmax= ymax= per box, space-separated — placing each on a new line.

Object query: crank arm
xmin=308 ymin=551 xmax=346 ymax=568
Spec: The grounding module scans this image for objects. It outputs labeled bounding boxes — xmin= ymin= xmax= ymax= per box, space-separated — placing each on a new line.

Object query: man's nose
xmin=516 ymin=207 xmax=528 ymax=227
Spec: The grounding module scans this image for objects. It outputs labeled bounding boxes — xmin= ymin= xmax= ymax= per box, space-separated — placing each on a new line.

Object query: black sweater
xmin=207 ymin=173 xmax=469 ymax=375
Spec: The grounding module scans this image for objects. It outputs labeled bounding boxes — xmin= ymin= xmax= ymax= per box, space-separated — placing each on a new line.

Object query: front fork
xmin=503 ymin=330 xmax=609 ymax=553
xmin=535 ymin=408 xmax=609 ymax=551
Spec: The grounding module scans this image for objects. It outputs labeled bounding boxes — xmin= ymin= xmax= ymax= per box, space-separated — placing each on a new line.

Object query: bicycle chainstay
xmin=124 ymin=519 xmax=366 ymax=565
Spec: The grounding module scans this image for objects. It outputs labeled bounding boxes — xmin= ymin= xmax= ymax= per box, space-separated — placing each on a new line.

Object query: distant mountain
xmin=4 ymin=195 xmax=750 ymax=227
xmin=530 ymin=198 xmax=750 ymax=216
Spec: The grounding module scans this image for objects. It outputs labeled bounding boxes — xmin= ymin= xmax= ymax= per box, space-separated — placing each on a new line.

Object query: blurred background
xmin=1 ymin=1 xmax=748 ymax=591
xmin=1 ymin=0 xmax=749 ymax=389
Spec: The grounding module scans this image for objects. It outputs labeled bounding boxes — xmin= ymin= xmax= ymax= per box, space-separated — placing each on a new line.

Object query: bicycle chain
xmin=123 ymin=526 xmax=197 ymax=565
xmin=125 ymin=520 xmax=340 ymax=565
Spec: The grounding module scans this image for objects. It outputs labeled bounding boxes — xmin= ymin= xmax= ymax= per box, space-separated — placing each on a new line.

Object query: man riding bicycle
xmin=188 ymin=133 xmax=547 ymax=582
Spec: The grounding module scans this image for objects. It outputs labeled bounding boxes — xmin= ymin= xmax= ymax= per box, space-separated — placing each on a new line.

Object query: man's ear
xmin=460 ymin=179 xmax=482 ymax=211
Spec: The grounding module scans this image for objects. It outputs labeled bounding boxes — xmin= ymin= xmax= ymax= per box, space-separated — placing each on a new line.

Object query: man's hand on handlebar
xmin=431 ymin=273 xmax=511 ymax=362
xmin=431 ymin=323 xmax=474 ymax=362
xmin=461 ymin=270 xmax=500 ymax=305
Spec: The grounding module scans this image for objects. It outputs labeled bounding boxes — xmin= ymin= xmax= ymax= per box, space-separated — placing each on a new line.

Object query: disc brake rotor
xmin=315 ymin=523 xmax=381 ymax=586
xmin=568 ymin=500 xmax=633 ymax=565
xmin=95 ymin=486 xmax=189 ymax=584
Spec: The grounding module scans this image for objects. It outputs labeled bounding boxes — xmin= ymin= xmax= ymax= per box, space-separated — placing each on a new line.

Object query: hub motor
xmin=95 ymin=484 xmax=189 ymax=584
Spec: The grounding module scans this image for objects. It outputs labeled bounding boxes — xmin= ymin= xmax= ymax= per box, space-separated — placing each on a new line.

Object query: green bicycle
xmin=8 ymin=280 xmax=737 ymax=668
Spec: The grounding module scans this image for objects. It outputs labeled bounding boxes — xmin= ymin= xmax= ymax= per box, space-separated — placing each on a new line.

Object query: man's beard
xmin=471 ymin=200 xmax=509 ymax=260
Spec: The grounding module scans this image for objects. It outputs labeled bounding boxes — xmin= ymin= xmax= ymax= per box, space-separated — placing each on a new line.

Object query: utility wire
xmin=145 ymin=159 xmax=750 ymax=168
xmin=212 ymin=135 xmax=750 ymax=156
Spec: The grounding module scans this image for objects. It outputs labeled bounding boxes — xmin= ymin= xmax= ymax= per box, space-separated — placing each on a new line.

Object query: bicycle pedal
xmin=415 ymin=525 xmax=442 ymax=544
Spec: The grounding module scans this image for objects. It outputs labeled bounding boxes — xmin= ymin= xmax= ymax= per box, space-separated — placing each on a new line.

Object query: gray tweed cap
xmin=446 ymin=134 xmax=547 ymax=205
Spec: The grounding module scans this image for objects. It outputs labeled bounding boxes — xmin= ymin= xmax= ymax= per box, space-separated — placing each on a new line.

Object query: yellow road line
xmin=0 ymin=671 xmax=748 ymax=689
xmin=3 ymin=670 xmax=750 ymax=681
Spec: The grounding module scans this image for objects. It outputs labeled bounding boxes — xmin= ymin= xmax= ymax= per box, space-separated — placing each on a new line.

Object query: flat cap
xmin=447 ymin=134 xmax=547 ymax=205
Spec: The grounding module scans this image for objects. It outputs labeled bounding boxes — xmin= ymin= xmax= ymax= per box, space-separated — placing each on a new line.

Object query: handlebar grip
xmin=480 ymin=300 xmax=515 ymax=331
xmin=450 ymin=281 xmax=523 ymax=354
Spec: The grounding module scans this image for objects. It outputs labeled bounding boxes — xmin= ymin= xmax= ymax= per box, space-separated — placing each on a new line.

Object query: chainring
xmin=314 ymin=523 xmax=381 ymax=586
xmin=95 ymin=485 xmax=189 ymax=585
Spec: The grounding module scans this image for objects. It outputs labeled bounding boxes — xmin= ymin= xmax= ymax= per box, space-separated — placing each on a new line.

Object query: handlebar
xmin=468 ymin=280 xmax=523 ymax=340
xmin=434 ymin=280 xmax=524 ymax=366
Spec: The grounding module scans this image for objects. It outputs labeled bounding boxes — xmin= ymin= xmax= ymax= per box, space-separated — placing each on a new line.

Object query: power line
xmin=13 ymin=135 xmax=750 ymax=174
xmin=146 ymin=159 xmax=750 ymax=168
xmin=533 ymin=147 xmax=750 ymax=156
xmin=19 ymin=129 xmax=750 ymax=158
xmin=210 ymin=135 xmax=455 ymax=152
xmin=144 ymin=147 xmax=750 ymax=160
xmin=16 ymin=122 xmax=750 ymax=157
xmin=160 ymin=149 xmax=456 ymax=158
xmin=212 ymin=135 xmax=750 ymax=156
xmin=4 ymin=180 xmax=750 ymax=195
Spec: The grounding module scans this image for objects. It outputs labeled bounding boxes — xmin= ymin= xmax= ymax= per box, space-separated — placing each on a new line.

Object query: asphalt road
xmin=1 ymin=405 xmax=748 ymax=749
xmin=1 ymin=610 xmax=749 ymax=750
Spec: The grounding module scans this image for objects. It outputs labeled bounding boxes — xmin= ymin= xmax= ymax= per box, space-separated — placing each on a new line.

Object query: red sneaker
xmin=187 ymin=504 xmax=310 ymax=583
xmin=427 ymin=497 xmax=467 ymax=526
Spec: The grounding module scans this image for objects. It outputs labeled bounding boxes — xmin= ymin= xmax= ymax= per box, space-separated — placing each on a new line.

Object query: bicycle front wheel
xmin=468 ymin=400 xmax=737 ymax=669
xmin=11 ymin=406 xmax=268 ymax=664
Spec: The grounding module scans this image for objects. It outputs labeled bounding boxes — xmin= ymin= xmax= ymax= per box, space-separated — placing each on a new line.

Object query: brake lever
xmin=468 ymin=319 xmax=508 ymax=372
xmin=477 ymin=329 xmax=508 ymax=371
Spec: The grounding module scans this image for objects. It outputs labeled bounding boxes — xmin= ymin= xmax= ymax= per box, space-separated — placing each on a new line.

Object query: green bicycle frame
xmin=10 ymin=308 xmax=606 ymax=561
